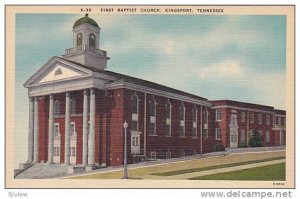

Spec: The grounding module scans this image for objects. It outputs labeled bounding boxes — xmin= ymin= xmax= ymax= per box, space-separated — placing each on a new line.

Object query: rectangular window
xmin=250 ymin=113 xmax=255 ymax=123
xmin=70 ymin=122 xmax=76 ymax=137
xmin=203 ymin=129 xmax=208 ymax=140
xmin=266 ymin=114 xmax=270 ymax=125
xmin=54 ymin=147 xmax=60 ymax=156
xmin=179 ymin=126 xmax=185 ymax=137
xmin=215 ymin=128 xmax=222 ymax=140
xmin=165 ymin=101 xmax=172 ymax=136
xmin=266 ymin=130 xmax=270 ymax=142
xmin=258 ymin=114 xmax=263 ymax=125
xmin=278 ymin=117 xmax=282 ymax=125
xmin=70 ymin=147 xmax=76 ymax=157
xmin=282 ymin=118 xmax=286 ymax=126
xmin=192 ymin=107 xmax=197 ymax=137
xmin=273 ymin=115 xmax=276 ymax=125
xmin=216 ymin=109 xmax=222 ymax=121
xmin=54 ymin=123 xmax=60 ymax=137
xmin=131 ymin=121 xmax=138 ymax=131
xmin=240 ymin=129 xmax=246 ymax=142
xmin=241 ymin=112 xmax=246 ymax=123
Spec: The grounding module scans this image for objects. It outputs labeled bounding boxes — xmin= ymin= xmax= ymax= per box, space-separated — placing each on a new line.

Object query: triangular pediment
xmin=24 ymin=56 xmax=93 ymax=87
xmin=39 ymin=63 xmax=83 ymax=83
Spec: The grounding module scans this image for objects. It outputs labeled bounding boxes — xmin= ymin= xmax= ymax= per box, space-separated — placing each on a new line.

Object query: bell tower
xmin=62 ymin=14 xmax=109 ymax=70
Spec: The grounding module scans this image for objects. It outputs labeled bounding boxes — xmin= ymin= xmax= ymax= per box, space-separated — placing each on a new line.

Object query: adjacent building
xmin=22 ymin=15 xmax=286 ymax=170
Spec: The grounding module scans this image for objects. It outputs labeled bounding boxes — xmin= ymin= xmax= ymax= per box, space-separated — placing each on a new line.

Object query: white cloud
xmin=197 ymin=59 xmax=243 ymax=79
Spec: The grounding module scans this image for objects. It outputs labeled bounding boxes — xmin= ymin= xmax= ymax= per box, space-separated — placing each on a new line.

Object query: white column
xmin=47 ymin=94 xmax=54 ymax=164
xmin=82 ymin=89 xmax=88 ymax=166
xmin=88 ymin=88 xmax=95 ymax=166
xmin=64 ymin=92 xmax=71 ymax=165
xmin=27 ymin=97 xmax=34 ymax=163
xmin=33 ymin=97 xmax=39 ymax=163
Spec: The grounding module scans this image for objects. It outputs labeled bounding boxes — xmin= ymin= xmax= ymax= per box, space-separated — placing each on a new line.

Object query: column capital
xmin=66 ymin=92 xmax=71 ymax=98
xmin=49 ymin=94 xmax=54 ymax=100
xmin=34 ymin=96 xmax=39 ymax=101
xmin=90 ymin=88 xmax=95 ymax=94
xmin=84 ymin=89 xmax=89 ymax=95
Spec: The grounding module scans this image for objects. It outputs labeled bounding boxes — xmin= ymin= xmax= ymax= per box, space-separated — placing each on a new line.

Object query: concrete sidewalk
xmin=142 ymin=159 xmax=285 ymax=179
xmin=65 ymin=146 xmax=285 ymax=179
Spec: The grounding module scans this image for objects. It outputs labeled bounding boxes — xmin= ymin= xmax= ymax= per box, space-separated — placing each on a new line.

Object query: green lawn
xmin=189 ymin=162 xmax=285 ymax=181
xmin=153 ymin=156 xmax=285 ymax=176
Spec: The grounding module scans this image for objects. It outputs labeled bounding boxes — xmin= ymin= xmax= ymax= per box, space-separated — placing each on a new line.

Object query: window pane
xmin=131 ymin=121 xmax=137 ymax=131
xmin=131 ymin=95 xmax=138 ymax=114
xmin=148 ymin=98 xmax=155 ymax=116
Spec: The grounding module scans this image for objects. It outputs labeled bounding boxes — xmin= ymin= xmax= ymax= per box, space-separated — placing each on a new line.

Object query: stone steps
xmin=16 ymin=163 xmax=69 ymax=179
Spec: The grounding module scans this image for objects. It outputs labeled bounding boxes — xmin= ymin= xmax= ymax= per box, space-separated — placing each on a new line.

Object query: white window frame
xmin=165 ymin=99 xmax=172 ymax=136
xmin=192 ymin=106 xmax=198 ymax=138
xmin=148 ymin=96 xmax=157 ymax=135
xmin=131 ymin=93 xmax=139 ymax=131
xmin=240 ymin=129 xmax=246 ymax=142
xmin=258 ymin=114 xmax=263 ymax=125
xmin=241 ymin=112 xmax=246 ymax=123
xmin=266 ymin=114 xmax=270 ymax=125
xmin=278 ymin=117 xmax=282 ymax=125
xmin=203 ymin=129 xmax=208 ymax=140
xmin=250 ymin=112 xmax=255 ymax=123
xmin=54 ymin=100 xmax=60 ymax=116
xmin=70 ymin=97 xmax=76 ymax=115
xmin=215 ymin=109 xmax=222 ymax=121
xmin=70 ymin=121 xmax=77 ymax=137
xmin=215 ymin=128 xmax=222 ymax=140
xmin=179 ymin=102 xmax=185 ymax=137
xmin=54 ymin=123 xmax=60 ymax=138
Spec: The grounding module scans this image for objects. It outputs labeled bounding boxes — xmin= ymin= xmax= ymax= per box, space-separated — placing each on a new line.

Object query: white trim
xmin=179 ymin=102 xmax=185 ymax=137
xmin=70 ymin=121 xmax=77 ymax=137
xmin=192 ymin=106 xmax=197 ymax=138
xmin=212 ymin=105 xmax=274 ymax=115
xmin=131 ymin=93 xmax=139 ymax=131
xmin=105 ymin=80 xmax=211 ymax=107
xmin=215 ymin=109 xmax=222 ymax=121
xmin=165 ymin=99 xmax=172 ymax=136
xmin=54 ymin=123 xmax=60 ymax=138
xmin=215 ymin=128 xmax=222 ymax=140
xmin=148 ymin=96 xmax=157 ymax=135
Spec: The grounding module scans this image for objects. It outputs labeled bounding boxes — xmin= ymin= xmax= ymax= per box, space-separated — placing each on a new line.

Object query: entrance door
xmin=230 ymin=130 xmax=238 ymax=148
xmin=53 ymin=123 xmax=61 ymax=163
xmin=70 ymin=122 xmax=77 ymax=164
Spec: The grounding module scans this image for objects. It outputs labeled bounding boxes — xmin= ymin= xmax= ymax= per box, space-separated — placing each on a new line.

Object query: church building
xmin=22 ymin=14 xmax=286 ymax=171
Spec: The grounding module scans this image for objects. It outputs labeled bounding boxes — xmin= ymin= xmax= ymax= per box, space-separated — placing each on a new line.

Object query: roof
xmin=211 ymin=100 xmax=275 ymax=112
xmin=275 ymin=109 xmax=286 ymax=115
xmin=58 ymin=57 xmax=208 ymax=102
xmin=73 ymin=14 xmax=99 ymax=28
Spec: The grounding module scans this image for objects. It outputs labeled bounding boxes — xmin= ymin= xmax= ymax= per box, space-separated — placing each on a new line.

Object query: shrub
xmin=214 ymin=143 xmax=225 ymax=151
xmin=248 ymin=130 xmax=263 ymax=147
xmin=238 ymin=141 xmax=247 ymax=148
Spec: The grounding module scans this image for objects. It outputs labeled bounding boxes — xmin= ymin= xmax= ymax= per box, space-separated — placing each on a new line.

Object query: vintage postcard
xmin=5 ymin=5 xmax=295 ymax=188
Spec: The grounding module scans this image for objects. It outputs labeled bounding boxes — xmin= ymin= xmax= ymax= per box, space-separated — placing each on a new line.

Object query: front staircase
xmin=15 ymin=163 xmax=69 ymax=179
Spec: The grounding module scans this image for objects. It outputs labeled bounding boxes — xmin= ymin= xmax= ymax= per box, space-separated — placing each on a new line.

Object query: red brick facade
xmin=211 ymin=100 xmax=286 ymax=148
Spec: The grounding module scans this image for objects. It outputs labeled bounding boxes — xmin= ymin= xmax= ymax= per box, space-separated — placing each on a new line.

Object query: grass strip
xmin=189 ymin=162 xmax=285 ymax=180
xmin=152 ymin=156 xmax=285 ymax=176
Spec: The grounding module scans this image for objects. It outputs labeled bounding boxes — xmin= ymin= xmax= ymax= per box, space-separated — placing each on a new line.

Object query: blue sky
xmin=14 ymin=14 xmax=286 ymax=167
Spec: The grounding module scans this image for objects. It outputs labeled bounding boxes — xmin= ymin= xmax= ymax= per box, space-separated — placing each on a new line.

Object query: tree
xmin=248 ymin=129 xmax=263 ymax=147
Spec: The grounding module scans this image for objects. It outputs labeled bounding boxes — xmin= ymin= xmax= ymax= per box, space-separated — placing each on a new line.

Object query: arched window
xmin=192 ymin=106 xmax=197 ymax=137
xmin=70 ymin=98 xmax=76 ymax=115
xmin=179 ymin=103 xmax=185 ymax=137
xmin=89 ymin=33 xmax=96 ymax=47
xmin=165 ymin=100 xmax=172 ymax=136
xmin=148 ymin=96 xmax=156 ymax=135
xmin=148 ymin=97 xmax=155 ymax=117
xmin=54 ymin=100 xmax=60 ymax=116
xmin=131 ymin=94 xmax=139 ymax=131
xmin=76 ymin=33 xmax=83 ymax=47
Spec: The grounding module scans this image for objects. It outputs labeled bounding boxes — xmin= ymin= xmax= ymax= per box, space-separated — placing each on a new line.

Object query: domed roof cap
xmin=73 ymin=14 xmax=99 ymax=28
